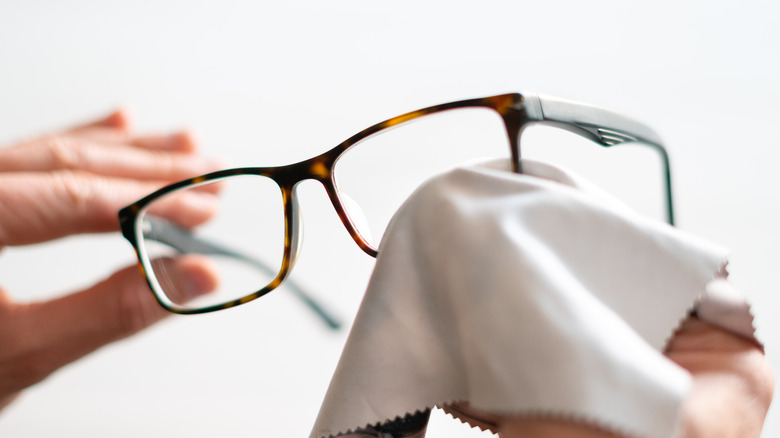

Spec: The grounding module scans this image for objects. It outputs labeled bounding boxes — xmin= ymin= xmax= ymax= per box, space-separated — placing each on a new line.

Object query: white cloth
xmin=310 ymin=159 xmax=755 ymax=438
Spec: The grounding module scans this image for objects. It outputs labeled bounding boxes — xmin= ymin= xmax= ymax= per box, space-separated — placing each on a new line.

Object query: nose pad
xmin=288 ymin=193 xmax=304 ymax=268
xmin=340 ymin=192 xmax=373 ymax=243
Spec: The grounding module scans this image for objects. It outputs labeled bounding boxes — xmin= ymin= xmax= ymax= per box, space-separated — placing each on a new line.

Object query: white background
xmin=0 ymin=1 xmax=779 ymax=437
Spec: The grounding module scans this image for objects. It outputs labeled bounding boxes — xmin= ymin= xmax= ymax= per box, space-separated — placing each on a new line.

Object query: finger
xmin=65 ymin=109 xmax=196 ymax=153
xmin=665 ymin=316 xmax=775 ymax=389
xmin=144 ymin=186 xmax=223 ymax=227
xmin=0 ymin=171 xmax=219 ymax=247
xmin=0 ymin=136 xmax=222 ymax=181
xmin=68 ymin=109 xmax=131 ymax=134
xmin=131 ymin=131 xmax=199 ymax=153
xmin=499 ymin=417 xmax=621 ymax=438
xmin=66 ymin=110 xmax=197 ymax=155
xmin=1 ymin=259 xmax=217 ymax=393
xmin=665 ymin=316 xmax=774 ymax=437
xmin=64 ymin=109 xmax=133 ymax=144
xmin=440 ymin=403 xmax=499 ymax=433
xmin=665 ymin=317 xmax=764 ymax=357
xmin=151 ymin=256 xmax=223 ymax=305
xmin=70 ymin=129 xmax=199 ymax=154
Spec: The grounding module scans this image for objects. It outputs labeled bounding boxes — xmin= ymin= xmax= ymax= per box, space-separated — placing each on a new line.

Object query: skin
xmin=443 ymin=316 xmax=774 ymax=438
xmin=0 ymin=110 xmax=222 ymax=412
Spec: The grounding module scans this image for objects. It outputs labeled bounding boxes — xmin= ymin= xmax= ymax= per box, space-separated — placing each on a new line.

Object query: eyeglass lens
xmin=137 ymin=175 xmax=286 ymax=310
xmin=333 ymin=107 xmax=511 ymax=248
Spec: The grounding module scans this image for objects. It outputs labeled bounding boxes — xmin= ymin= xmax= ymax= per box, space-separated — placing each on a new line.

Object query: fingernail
xmin=180 ymin=257 xmax=219 ymax=298
xmin=104 ymin=109 xmax=131 ymax=132
xmin=170 ymin=131 xmax=198 ymax=151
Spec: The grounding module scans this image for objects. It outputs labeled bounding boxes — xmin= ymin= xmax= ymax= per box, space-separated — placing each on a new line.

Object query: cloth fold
xmin=310 ymin=159 xmax=753 ymax=438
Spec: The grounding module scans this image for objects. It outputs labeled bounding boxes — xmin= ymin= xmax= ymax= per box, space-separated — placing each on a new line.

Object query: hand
xmin=0 ymin=110 xmax=222 ymax=412
xmin=443 ymin=316 xmax=774 ymax=438
xmin=665 ymin=317 xmax=774 ymax=438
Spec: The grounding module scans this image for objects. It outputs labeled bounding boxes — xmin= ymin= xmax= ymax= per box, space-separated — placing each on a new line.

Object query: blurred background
xmin=0 ymin=1 xmax=778 ymax=436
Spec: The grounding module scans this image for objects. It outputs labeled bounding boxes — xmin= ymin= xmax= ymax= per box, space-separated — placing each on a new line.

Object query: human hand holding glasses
xmin=0 ymin=94 xmax=769 ymax=436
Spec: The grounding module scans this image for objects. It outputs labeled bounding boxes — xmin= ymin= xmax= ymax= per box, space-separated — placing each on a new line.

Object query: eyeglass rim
xmin=118 ymin=91 xmax=673 ymax=314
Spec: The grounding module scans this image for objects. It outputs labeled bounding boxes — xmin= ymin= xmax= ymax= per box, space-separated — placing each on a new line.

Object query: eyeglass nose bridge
xmin=277 ymin=165 xmax=374 ymax=281
xmin=278 ymin=152 xmax=380 ymax=259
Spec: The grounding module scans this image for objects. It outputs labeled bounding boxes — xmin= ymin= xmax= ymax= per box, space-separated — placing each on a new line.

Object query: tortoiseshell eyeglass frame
xmin=119 ymin=92 xmax=674 ymax=315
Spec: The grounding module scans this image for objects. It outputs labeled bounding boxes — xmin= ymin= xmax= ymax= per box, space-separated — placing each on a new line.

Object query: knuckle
xmin=45 ymin=137 xmax=81 ymax=170
xmin=53 ymin=172 xmax=93 ymax=226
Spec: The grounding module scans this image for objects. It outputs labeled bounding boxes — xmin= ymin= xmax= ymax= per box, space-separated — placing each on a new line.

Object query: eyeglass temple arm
xmin=143 ymin=217 xmax=342 ymax=330
xmin=523 ymin=93 xmax=675 ymax=225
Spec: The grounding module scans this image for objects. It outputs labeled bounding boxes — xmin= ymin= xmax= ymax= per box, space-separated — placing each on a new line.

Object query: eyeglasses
xmin=118 ymin=92 xmax=674 ymax=319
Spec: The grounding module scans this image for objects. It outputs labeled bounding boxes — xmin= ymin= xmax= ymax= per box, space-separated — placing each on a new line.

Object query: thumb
xmin=6 ymin=258 xmax=217 ymax=391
